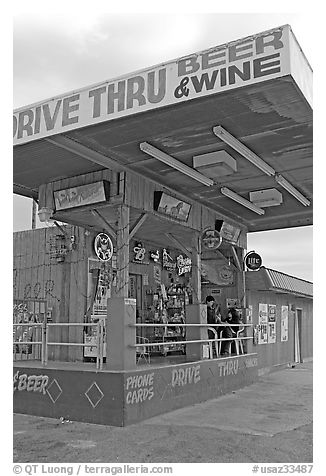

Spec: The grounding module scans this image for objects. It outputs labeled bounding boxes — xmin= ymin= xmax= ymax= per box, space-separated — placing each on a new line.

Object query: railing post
xmin=186 ymin=305 xmax=207 ymax=360
xmin=106 ymin=297 xmax=136 ymax=370
xmin=41 ymin=321 xmax=46 ymax=365
xmin=95 ymin=321 xmax=100 ymax=370
xmin=44 ymin=322 xmax=48 ymax=366
xmin=99 ymin=320 xmax=104 ymax=371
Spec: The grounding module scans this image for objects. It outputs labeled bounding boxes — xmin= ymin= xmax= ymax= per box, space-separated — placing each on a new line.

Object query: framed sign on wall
xmin=54 ymin=181 xmax=110 ymax=211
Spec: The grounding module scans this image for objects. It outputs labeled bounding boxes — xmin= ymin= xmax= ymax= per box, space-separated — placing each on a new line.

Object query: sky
xmin=11 ymin=4 xmax=314 ymax=282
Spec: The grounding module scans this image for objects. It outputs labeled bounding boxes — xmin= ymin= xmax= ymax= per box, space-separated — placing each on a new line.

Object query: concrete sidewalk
xmin=14 ymin=361 xmax=313 ymax=463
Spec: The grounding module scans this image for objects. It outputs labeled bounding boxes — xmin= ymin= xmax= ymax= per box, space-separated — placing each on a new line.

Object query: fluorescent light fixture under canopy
xmin=139 ymin=142 xmax=214 ymax=186
xmin=220 ymin=187 xmax=265 ymax=215
xmin=275 ymin=174 xmax=310 ymax=206
xmin=213 ymin=126 xmax=276 ymax=177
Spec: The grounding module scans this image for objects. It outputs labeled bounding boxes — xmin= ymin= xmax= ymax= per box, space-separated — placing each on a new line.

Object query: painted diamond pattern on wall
xmin=46 ymin=379 xmax=63 ymax=403
xmin=85 ymin=382 xmax=104 ymax=408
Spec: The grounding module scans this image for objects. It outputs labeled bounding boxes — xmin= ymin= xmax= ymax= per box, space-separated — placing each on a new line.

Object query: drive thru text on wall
xmin=14 ymin=26 xmax=291 ymax=145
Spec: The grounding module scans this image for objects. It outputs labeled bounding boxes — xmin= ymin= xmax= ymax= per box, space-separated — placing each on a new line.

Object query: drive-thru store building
xmin=13 ymin=25 xmax=312 ymax=426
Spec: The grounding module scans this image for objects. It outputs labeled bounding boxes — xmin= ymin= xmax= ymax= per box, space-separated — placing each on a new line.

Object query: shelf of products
xmin=143 ymin=283 xmax=189 ymax=356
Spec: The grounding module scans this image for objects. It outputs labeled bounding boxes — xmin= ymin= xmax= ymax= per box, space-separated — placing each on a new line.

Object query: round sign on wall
xmin=244 ymin=251 xmax=262 ymax=271
xmin=201 ymin=229 xmax=222 ymax=250
xmin=94 ymin=233 xmax=114 ymax=262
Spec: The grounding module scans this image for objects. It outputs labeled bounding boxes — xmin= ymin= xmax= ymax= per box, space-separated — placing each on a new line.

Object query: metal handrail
xmin=13 ymin=321 xmax=104 ymax=370
xmin=129 ymin=336 xmax=252 ymax=347
xmin=131 ymin=323 xmax=252 ymax=327
xmin=45 ymin=321 xmax=104 ymax=370
xmin=129 ymin=322 xmax=253 ymax=351
xmin=13 ymin=321 xmax=45 ymax=363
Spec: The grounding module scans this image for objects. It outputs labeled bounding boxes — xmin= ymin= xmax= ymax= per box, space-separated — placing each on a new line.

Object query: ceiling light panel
xmin=275 ymin=174 xmax=310 ymax=206
xmin=139 ymin=142 xmax=214 ymax=186
xmin=221 ymin=187 xmax=265 ymax=215
xmin=213 ymin=125 xmax=276 ymax=176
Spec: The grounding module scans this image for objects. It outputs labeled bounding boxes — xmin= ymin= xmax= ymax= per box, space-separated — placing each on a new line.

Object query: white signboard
xmin=281 ymin=305 xmax=289 ymax=342
xmin=14 ymin=26 xmax=292 ymax=145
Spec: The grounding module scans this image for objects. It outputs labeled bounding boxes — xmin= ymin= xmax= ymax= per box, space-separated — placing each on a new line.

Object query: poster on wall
xmin=247 ymin=305 xmax=253 ymax=324
xmin=281 ymin=305 xmax=289 ymax=342
xmin=258 ymin=303 xmax=268 ymax=344
xmin=153 ymin=265 xmax=162 ymax=284
xmin=268 ymin=304 xmax=277 ymax=344
xmin=201 ymin=260 xmax=234 ymax=285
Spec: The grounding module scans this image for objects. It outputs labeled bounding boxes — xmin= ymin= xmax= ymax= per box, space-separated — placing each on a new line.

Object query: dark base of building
xmin=13 ymin=354 xmax=258 ymax=427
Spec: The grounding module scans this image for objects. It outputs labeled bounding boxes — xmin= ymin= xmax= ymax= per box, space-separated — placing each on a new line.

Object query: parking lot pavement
xmin=145 ymin=361 xmax=313 ymax=436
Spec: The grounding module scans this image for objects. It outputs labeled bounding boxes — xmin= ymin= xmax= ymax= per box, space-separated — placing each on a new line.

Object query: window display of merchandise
xmin=143 ymin=283 xmax=190 ymax=356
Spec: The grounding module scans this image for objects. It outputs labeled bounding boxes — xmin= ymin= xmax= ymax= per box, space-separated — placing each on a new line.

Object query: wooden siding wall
xmin=38 ymin=168 xmax=247 ymax=250
xmin=125 ymin=172 xmax=247 ymax=249
xmin=13 ymin=225 xmax=88 ymax=361
xmin=247 ymin=290 xmax=313 ymax=369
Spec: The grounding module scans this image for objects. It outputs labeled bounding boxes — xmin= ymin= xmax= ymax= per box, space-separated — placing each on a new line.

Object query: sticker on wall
xmin=268 ymin=304 xmax=277 ymax=344
xmin=281 ymin=305 xmax=289 ymax=342
xmin=258 ymin=303 xmax=268 ymax=344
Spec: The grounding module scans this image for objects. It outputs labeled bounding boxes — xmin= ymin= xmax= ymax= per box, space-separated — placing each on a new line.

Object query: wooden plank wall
xmin=125 ymin=172 xmax=247 ymax=244
xmin=13 ymin=225 xmax=88 ymax=362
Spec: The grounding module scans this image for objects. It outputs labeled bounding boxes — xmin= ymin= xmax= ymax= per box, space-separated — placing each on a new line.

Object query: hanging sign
xmin=54 ymin=181 xmax=110 ymax=211
xmin=215 ymin=220 xmax=241 ymax=244
xmin=162 ymin=249 xmax=176 ymax=271
xmin=94 ymin=233 xmax=114 ymax=262
xmin=153 ymin=192 xmax=191 ymax=222
xmin=201 ymin=229 xmax=222 ymax=250
xmin=244 ymin=251 xmax=262 ymax=271
xmin=133 ymin=242 xmax=146 ymax=264
xmin=176 ymin=255 xmax=192 ymax=275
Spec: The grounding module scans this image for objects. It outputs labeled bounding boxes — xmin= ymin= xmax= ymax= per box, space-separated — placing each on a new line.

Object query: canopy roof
xmin=246 ymin=266 xmax=313 ymax=298
xmin=13 ymin=25 xmax=312 ymax=233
